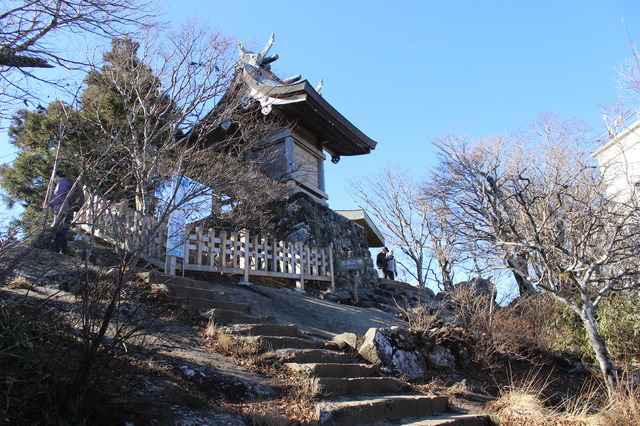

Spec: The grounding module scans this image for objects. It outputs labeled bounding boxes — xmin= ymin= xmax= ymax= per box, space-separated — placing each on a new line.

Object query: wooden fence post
xmin=117 ymin=203 xmax=127 ymax=247
xmin=252 ymin=235 xmax=257 ymax=270
xmin=209 ymin=228 xmax=216 ymax=270
xmin=183 ymin=226 xmax=191 ymax=269
xmin=239 ymin=230 xmax=252 ymax=285
xmin=196 ymin=227 xmax=204 ymax=267
xmin=165 ymin=254 xmax=176 ymax=275
xmin=231 ymin=232 xmax=239 ymax=269
xmin=220 ymin=230 xmax=228 ymax=271
xmin=296 ymin=241 xmax=305 ymax=292
xmin=271 ymin=238 xmax=277 ymax=272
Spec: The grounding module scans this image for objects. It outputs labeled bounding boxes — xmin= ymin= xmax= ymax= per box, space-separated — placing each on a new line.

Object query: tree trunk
xmin=507 ymin=254 xmax=537 ymax=296
xmin=580 ymin=306 xmax=617 ymax=398
xmin=440 ymin=259 xmax=454 ymax=291
xmin=416 ymin=261 xmax=425 ymax=288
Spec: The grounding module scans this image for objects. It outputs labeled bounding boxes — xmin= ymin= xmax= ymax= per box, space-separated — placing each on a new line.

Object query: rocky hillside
xmin=0 ymin=244 xmax=621 ymax=424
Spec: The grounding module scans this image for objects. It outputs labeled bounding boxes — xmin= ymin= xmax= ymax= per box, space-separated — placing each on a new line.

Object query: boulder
xmin=428 ymin=346 xmax=456 ymax=369
xmin=332 ymin=332 xmax=359 ymax=350
xmin=358 ymin=327 xmax=427 ymax=380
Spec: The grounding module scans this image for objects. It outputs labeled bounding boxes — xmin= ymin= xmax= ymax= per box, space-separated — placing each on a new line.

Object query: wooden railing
xmin=74 ymin=191 xmax=334 ymax=291
xmin=179 ymin=228 xmax=334 ymax=292
xmin=75 ymin=192 xmax=168 ymax=269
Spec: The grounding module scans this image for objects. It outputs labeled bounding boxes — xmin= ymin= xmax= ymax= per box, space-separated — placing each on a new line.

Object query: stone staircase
xmin=146 ymin=271 xmax=276 ymax=324
xmin=283 ymin=347 xmax=492 ymax=425
xmin=145 ymin=272 xmax=493 ymax=425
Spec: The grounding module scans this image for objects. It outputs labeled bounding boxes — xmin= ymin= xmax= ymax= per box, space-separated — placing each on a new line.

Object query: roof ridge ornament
xmin=237 ymin=34 xmax=302 ymax=85
xmin=238 ymin=34 xmax=279 ymax=72
xmin=260 ymin=34 xmax=275 ymax=60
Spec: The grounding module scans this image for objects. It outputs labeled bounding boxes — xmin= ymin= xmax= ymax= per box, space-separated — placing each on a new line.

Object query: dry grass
xmin=596 ymin=373 xmax=640 ymax=425
xmin=487 ymin=367 xmax=640 ymax=425
xmin=294 ymin=377 xmax=323 ymax=404
xmin=202 ymin=318 xmax=219 ymax=340
xmin=7 ymin=276 xmax=33 ymax=289
xmin=218 ymin=366 xmax=321 ymax=424
xmin=447 ymin=378 xmax=469 ymax=397
xmin=487 ymin=369 xmax=568 ymax=425
xmin=489 ymin=384 xmax=556 ymax=425
xmin=243 ymin=406 xmax=291 ymax=426
xmin=203 ymin=319 xmax=261 ymax=357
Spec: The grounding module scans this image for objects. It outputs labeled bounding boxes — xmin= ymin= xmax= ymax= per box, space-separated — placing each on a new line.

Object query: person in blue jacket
xmin=49 ymin=170 xmax=72 ymax=253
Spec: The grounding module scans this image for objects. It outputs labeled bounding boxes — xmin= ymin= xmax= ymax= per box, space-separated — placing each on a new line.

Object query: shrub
xmin=595 ymin=291 xmax=640 ymax=363
xmin=399 ymin=298 xmax=440 ymax=334
xmin=545 ymin=291 xmax=640 ymax=363
xmin=0 ymin=301 xmax=75 ymax=423
xmin=446 ymin=287 xmax=556 ymax=366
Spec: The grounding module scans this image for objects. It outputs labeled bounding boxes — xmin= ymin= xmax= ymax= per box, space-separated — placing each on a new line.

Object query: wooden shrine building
xmin=228 ymin=35 xmax=378 ymax=206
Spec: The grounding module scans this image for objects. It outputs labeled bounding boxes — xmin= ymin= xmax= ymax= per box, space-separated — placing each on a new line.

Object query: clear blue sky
xmin=1 ymin=0 xmax=638 ymax=214
xmin=161 ymin=0 xmax=638 ymax=210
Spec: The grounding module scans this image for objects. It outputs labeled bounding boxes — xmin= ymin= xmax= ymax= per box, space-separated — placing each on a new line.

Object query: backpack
xmin=68 ymin=187 xmax=85 ymax=212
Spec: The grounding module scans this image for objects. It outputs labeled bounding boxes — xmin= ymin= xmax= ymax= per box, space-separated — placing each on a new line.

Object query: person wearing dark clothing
xmin=376 ymin=247 xmax=389 ymax=279
xmin=385 ymin=249 xmax=396 ymax=280
xmin=49 ymin=171 xmax=72 ymax=253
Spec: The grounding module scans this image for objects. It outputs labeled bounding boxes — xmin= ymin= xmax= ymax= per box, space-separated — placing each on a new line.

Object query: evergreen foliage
xmin=0 ymin=102 xmax=84 ymax=237
xmin=0 ymin=38 xmax=173 ymax=229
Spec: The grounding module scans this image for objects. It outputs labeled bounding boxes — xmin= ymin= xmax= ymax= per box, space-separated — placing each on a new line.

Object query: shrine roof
xmin=243 ymin=77 xmax=377 ymax=156
xmin=335 ymin=209 xmax=385 ymax=248
xmin=236 ymin=35 xmax=377 ymax=158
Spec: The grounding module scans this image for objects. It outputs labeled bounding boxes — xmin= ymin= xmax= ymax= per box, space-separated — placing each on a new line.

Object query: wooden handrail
xmin=75 ymin=190 xmax=333 ymax=289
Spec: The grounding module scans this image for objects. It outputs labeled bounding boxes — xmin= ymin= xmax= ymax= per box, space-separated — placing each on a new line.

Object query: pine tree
xmin=0 ymin=38 xmax=174 ymax=232
xmin=79 ymin=38 xmax=177 ymax=214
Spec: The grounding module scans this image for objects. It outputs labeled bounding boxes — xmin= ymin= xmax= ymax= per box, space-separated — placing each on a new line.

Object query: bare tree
xmin=427 ymin=114 xmax=640 ymax=396
xmin=0 ymin=0 xmax=154 ymax=119
xmin=350 ymin=165 xmax=461 ymax=289
xmin=615 ymin=22 xmax=640 ymax=102
xmin=0 ymin=21 xmax=292 ymax=401
xmin=427 ymin=133 xmax=540 ymax=297
xmin=76 ymin=22 xmax=291 ymax=216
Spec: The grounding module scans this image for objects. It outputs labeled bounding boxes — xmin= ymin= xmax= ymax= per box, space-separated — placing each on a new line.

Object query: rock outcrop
xmin=273 ymin=192 xmax=379 ymax=290
xmin=358 ymin=327 xmax=430 ymax=380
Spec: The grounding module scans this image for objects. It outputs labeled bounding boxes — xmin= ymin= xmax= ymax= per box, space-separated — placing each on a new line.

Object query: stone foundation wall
xmin=272 ymin=193 xmax=379 ymax=290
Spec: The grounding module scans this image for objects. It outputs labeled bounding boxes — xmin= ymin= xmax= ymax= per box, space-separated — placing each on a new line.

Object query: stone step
xmin=145 ymin=271 xmax=213 ymax=290
xmin=177 ymin=298 xmax=250 ymax=313
xmin=273 ymin=348 xmax=351 ymax=364
xmin=314 ymin=377 xmax=410 ymax=397
xmin=207 ymin=309 xmax=276 ymax=325
xmin=241 ymin=335 xmax=325 ymax=350
xmin=402 ymin=413 xmax=492 ymax=425
xmin=316 ymin=395 xmax=449 ymax=425
xmin=227 ymin=323 xmax=299 ymax=337
xmin=153 ymin=282 xmax=227 ymax=301
xmin=285 ymin=363 xmax=378 ymax=378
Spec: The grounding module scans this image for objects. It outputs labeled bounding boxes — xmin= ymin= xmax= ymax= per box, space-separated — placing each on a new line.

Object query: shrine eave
xmin=247 ymin=79 xmax=378 ymax=157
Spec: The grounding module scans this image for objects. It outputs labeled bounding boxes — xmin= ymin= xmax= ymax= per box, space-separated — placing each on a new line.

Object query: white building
xmin=591 ymin=113 xmax=640 ymax=202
